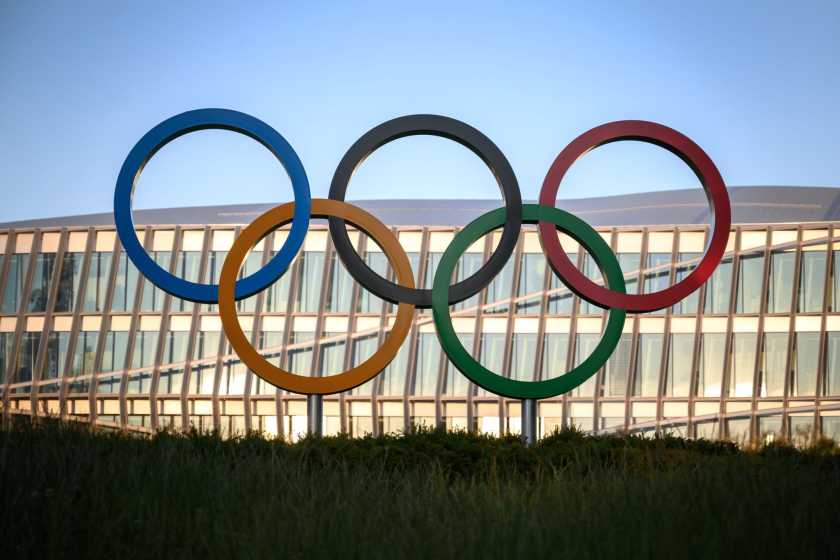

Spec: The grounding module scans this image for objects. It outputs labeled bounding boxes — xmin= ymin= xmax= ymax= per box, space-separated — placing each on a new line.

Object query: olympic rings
xmin=114 ymin=109 xmax=312 ymax=303
xmin=328 ymin=114 xmax=522 ymax=308
xmin=117 ymin=110 xmax=729 ymax=399
xmin=433 ymin=204 xmax=626 ymax=399
xmin=219 ymin=199 xmax=416 ymax=395
xmin=538 ymin=120 xmax=731 ymax=313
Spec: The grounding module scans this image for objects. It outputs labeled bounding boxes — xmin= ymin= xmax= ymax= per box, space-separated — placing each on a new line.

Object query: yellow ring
xmin=218 ymin=199 xmax=416 ymax=395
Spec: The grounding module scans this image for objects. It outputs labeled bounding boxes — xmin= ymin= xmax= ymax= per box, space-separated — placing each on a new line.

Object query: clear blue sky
xmin=1 ymin=0 xmax=838 ymax=223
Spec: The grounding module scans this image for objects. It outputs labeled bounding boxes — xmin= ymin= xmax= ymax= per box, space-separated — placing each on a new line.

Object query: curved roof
xmin=1 ymin=186 xmax=839 ymax=229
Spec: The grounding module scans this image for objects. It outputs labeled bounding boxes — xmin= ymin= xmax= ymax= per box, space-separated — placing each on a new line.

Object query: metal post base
xmin=521 ymin=398 xmax=537 ymax=446
xmin=307 ymin=394 xmax=323 ymax=438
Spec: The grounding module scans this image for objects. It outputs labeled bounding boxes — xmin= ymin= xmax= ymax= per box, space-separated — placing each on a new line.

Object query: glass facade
xmin=0 ymin=215 xmax=837 ymax=447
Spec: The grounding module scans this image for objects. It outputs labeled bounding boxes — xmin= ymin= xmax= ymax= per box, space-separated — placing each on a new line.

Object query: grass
xmin=1 ymin=422 xmax=838 ymax=559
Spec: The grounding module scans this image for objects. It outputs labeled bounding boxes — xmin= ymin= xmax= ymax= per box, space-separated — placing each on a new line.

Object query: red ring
xmin=538 ymin=120 xmax=731 ymax=313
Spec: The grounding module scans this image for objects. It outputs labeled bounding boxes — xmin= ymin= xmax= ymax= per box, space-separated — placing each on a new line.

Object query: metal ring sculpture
xmin=115 ymin=111 xmax=730 ymax=398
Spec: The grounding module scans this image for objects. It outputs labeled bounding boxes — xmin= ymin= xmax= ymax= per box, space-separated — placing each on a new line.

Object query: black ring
xmin=327 ymin=114 xmax=522 ymax=308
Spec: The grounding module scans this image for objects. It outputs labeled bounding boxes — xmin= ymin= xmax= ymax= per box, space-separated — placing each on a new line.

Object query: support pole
xmin=307 ymin=394 xmax=323 ymax=438
xmin=521 ymin=398 xmax=537 ymax=446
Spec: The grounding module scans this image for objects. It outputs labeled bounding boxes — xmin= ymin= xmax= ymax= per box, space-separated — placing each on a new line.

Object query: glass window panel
xmin=139 ymin=252 xmax=170 ymax=312
xmin=789 ymin=417 xmax=813 ymax=447
xmin=379 ymin=339 xmax=408 ymax=396
xmin=483 ymin=258 xmax=514 ymax=315
xmin=693 ymin=419 xmax=719 ymax=440
xmin=423 ymin=252 xmax=444 ymax=289
xmin=643 ymin=253 xmax=670 ymax=315
xmin=758 ymin=416 xmax=782 ymax=444
xmin=0 ymin=332 xmax=13 ymax=386
xmin=539 ymin=333 xmax=569 ymax=381
xmin=41 ymin=331 xmax=70 ymax=381
xmin=633 ymin=334 xmax=663 ymax=397
xmin=387 ymin=253 xmax=419 ymax=314
xmin=696 ymin=333 xmax=726 ymax=397
xmin=126 ymin=371 xmax=152 ymax=394
xmin=258 ymin=329 xmax=284 ymax=351
xmin=1 ymin=254 xmax=30 ymax=313
xmin=294 ymin=251 xmax=325 ymax=313
xmin=824 ymin=332 xmax=840 ymax=396
xmin=725 ymin=418 xmax=751 ymax=444
xmin=70 ymin=331 xmax=98 ymax=377
xmin=187 ymin=363 xmax=216 ymax=395
xmin=759 ymin=332 xmax=788 ymax=397
xmin=830 ymin=250 xmax=840 ymax=312
xmin=170 ymin=251 xmax=201 ymax=312
xmin=13 ymin=332 xmax=40 ymax=385
xmin=734 ymin=252 xmax=764 ymax=314
xmin=820 ymin=416 xmax=840 ymax=442
xmin=262 ymin=247 xmax=294 ymax=313
xmin=797 ymin=249 xmax=826 ymax=313
xmin=672 ymin=253 xmax=702 ymax=314
xmin=791 ymin=332 xmax=819 ymax=397
xmin=54 ymin=252 xmax=84 ymax=313
xmin=219 ymin=359 xmax=247 ymax=395
xmin=131 ymin=332 xmax=159 ymax=369
xmin=412 ymin=333 xmax=441 ymax=396
xmin=602 ymin=333 xmax=631 ymax=397
xmin=83 ymin=252 xmax=113 ymax=312
xmin=475 ymin=333 xmax=505 ymax=396
xmin=619 ymin=253 xmax=639 ymax=296
xmin=319 ymin=339 xmax=347 ymax=377
xmin=766 ymin=250 xmax=795 ymax=314
xmin=571 ymin=333 xmax=599 ymax=396
xmin=728 ymin=333 xmax=757 ymax=397
xmin=27 ymin=252 xmax=56 ymax=312
xmin=67 ymin=379 xmax=90 ymax=395
xmin=664 ymin=333 xmax=694 ymax=397
xmin=158 ymin=367 xmax=184 ymax=394
xmin=161 ymin=331 xmax=189 ymax=365
xmin=193 ymin=331 xmax=220 ymax=360
xmin=547 ymin=259 xmax=576 ymax=315
xmin=325 ymin=254 xmax=353 ymax=313
xmin=578 ymin=254 xmax=606 ymax=315
xmin=97 ymin=374 xmax=122 ymax=394
xmin=443 ymin=333 xmax=472 ymax=396
xmin=236 ymin=251 xmax=262 ymax=313
xmin=704 ymin=256 xmax=733 ymax=314
xmin=224 ymin=331 xmax=251 ymax=356
xmin=111 ymin=252 xmax=139 ymax=312
xmin=348 ymin=336 xmax=375 ymax=396
xmin=453 ymin=253 xmax=483 ymax=311
xmin=286 ymin=345 xmax=313 ymax=377
xmin=515 ymin=254 xmax=545 ymax=315
xmin=101 ymin=331 xmax=128 ymax=373
xmin=508 ymin=333 xmax=537 ymax=382
xmin=356 ymin=251 xmax=387 ymax=314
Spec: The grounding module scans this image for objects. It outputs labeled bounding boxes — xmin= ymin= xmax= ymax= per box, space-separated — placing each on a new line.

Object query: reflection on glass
xmin=571 ymin=333 xmax=599 ymax=396
xmin=665 ymin=333 xmax=694 ymax=397
xmin=547 ymin=256 xmax=576 ymax=314
xmin=27 ymin=252 xmax=57 ymax=312
xmin=101 ymin=331 xmax=128 ymax=373
xmin=758 ymin=416 xmax=782 ymax=444
xmin=693 ymin=419 xmax=719 ymax=440
xmin=97 ymin=374 xmax=122 ymax=394
xmin=633 ymin=334 xmax=663 ymax=397
xmin=540 ymin=333 xmax=569 ymax=381
xmin=42 ymin=331 xmax=70 ymax=380
xmin=672 ymin=253 xmax=702 ymax=314
xmin=0 ymin=332 xmax=13 ymax=386
xmin=766 ymin=249 xmax=795 ymax=313
xmin=83 ymin=251 xmax=112 ymax=312
xmin=348 ymin=336 xmax=374 ymax=396
xmin=111 ymin=252 xmax=139 ymax=312
xmin=798 ymin=247 xmax=826 ymax=313
xmin=728 ymin=333 xmax=757 ymax=397
xmin=71 ymin=331 xmax=98 ymax=377
xmin=161 ymin=330 xmax=189 ymax=365
xmin=286 ymin=345 xmax=313 ymax=377
xmin=423 ymin=252 xmax=444 ymax=289
xmin=759 ymin=333 xmax=787 ymax=397
xmin=236 ymin=251 xmax=262 ymax=313
xmin=219 ymin=359 xmax=247 ymax=395
xmin=578 ymin=254 xmax=605 ymax=315
xmin=696 ymin=333 xmax=726 ymax=397
xmin=704 ymin=256 xmax=733 ymax=314
xmin=139 ymin=252 xmax=170 ymax=312
xmin=725 ymin=417 xmax=751 ymax=444
xmin=483 ymin=259 xmax=514 ymax=314
xmin=792 ymin=332 xmax=819 ymax=396
xmin=188 ymin=363 xmax=216 ymax=395
xmin=356 ymin=251 xmax=387 ymax=314
xmin=379 ymin=340 xmax=408 ymax=396
xmin=508 ymin=333 xmax=537 ymax=382
xmin=54 ymin=252 xmax=84 ymax=312
xmin=131 ymin=332 xmax=159 ymax=369
xmin=319 ymin=338 xmax=346 ymax=378
xmin=643 ymin=253 xmax=670 ymax=315
xmin=830 ymin=250 xmax=840 ymax=312
xmin=476 ymin=333 xmax=506 ymax=396
xmin=294 ymin=251 xmax=325 ymax=312
xmin=194 ymin=331 xmax=220 ymax=360
xmin=325 ymin=254 xmax=353 ymax=313
xmin=453 ymin=253 xmax=483 ymax=311
xmin=263 ymin=247 xmax=294 ymax=313
xmin=825 ymin=332 xmax=840 ymax=396
xmin=734 ymin=252 xmax=764 ymax=314
xmin=126 ymin=371 xmax=152 ymax=394
xmin=1 ymin=254 xmax=30 ymax=313
xmin=412 ymin=333 xmax=441 ymax=396
xmin=443 ymin=333 xmax=472 ymax=395
xmin=170 ymin=251 xmax=201 ymax=312
xmin=602 ymin=333 xmax=631 ymax=397
xmin=515 ymin=253 xmax=545 ymax=314
xmin=13 ymin=332 xmax=41 ymax=385
xmin=158 ymin=367 xmax=184 ymax=394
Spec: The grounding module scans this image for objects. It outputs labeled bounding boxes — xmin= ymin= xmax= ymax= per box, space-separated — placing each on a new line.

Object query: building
xmin=2 ymin=185 xmax=840 ymax=446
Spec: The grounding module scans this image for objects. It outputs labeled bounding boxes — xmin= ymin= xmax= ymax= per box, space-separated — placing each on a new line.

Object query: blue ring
xmin=113 ymin=109 xmax=311 ymax=303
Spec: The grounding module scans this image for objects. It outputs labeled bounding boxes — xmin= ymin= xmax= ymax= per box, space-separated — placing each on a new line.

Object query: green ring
xmin=432 ymin=204 xmax=626 ymax=400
